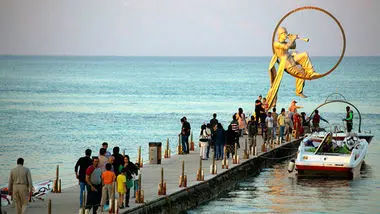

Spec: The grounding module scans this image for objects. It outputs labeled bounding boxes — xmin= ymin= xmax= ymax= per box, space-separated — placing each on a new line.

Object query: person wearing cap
xmin=289 ymin=100 xmax=303 ymax=113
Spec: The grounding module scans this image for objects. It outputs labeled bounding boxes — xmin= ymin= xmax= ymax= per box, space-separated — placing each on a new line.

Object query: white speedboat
xmin=291 ymin=132 xmax=368 ymax=179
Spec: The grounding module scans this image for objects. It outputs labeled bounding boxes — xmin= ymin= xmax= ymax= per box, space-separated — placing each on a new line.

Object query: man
xmin=254 ymin=95 xmax=264 ymax=123
xmin=247 ymin=115 xmax=258 ymax=149
xmin=85 ymin=157 xmax=102 ymax=214
xmin=209 ymin=113 xmax=218 ymax=129
xmin=8 ymin=158 xmax=33 ymax=214
xmin=343 ymin=106 xmax=354 ymax=132
xmin=111 ymin=146 xmax=124 ymax=175
xmin=277 ymin=108 xmax=286 ymax=142
xmin=266 ymin=27 xmax=321 ymax=108
xmin=74 ymin=149 xmax=92 ymax=208
xmin=180 ymin=117 xmax=191 ymax=154
xmin=311 ymin=109 xmax=329 ymax=132
xmin=101 ymin=142 xmax=112 ymax=159
xmin=289 ymin=100 xmax=303 ymax=113
xmin=230 ymin=114 xmax=240 ymax=148
xmin=98 ymin=148 xmax=108 ymax=172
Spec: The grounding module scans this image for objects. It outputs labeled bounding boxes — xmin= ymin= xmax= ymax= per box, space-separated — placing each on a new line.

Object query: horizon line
xmin=1 ymin=54 xmax=379 ymax=58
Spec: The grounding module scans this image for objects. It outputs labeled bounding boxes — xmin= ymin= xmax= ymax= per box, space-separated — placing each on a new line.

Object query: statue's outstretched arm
xmin=274 ymin=36 xmax=297 ymax=50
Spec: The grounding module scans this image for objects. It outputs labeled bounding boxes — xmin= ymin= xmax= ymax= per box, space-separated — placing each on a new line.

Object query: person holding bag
xmin=199 ymin=124 xmax=209 ymax=160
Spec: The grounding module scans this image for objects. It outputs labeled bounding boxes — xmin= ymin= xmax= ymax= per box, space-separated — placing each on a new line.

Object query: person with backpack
xmin=85 ymin=157 xmax=102 ymax=214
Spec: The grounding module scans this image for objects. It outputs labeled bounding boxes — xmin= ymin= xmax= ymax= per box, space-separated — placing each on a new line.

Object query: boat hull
xmin=296 ymin=160 xmax=364 ymax=179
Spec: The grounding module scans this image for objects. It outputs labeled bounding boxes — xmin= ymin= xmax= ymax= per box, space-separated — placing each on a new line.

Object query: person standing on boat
xmin=8 ymin=157 xmax=33 ymax=214
xmin=311 ymin=110 xmax=329 ymax=132
xmin=75 ymin=149 xmax=92 ymax=208
xmin=343 ymin=106 xmax=354 ymax=132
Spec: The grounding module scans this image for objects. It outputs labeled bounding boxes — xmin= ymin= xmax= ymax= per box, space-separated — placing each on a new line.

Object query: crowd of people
xmin=191 ymin=95 xmax=341 ymax=162
xmin=74 ymin=142 xmax=138 ymax=213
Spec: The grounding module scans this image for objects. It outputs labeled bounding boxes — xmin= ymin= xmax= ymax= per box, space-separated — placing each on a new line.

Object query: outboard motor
xmin=343 ymin=135 xmax=359 ymax=151
xmin=288 ymin=159 xmax=295 ymax=173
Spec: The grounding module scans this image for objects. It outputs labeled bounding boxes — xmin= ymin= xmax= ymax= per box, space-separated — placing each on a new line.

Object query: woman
xmin=118 ymin=155 xmax=138 ymax=207
xmin=235 ymin=107 xmax=247 ymax=136
xmin=199 ymin=124 xmax=209 ymax=160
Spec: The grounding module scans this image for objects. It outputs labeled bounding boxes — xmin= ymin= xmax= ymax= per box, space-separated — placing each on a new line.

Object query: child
xmin=117 ymin=168 xmax=127 ymax=209
xmin=100 ymin=163 xmax=116 ymax=212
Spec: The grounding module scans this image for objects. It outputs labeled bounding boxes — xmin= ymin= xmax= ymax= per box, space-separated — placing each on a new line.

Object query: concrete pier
xmin=2 ymin=135 xmax=301 ymax=214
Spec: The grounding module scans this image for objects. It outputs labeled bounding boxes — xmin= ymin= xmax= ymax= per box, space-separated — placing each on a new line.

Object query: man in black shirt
xmin=74 ymin=149 xmax=92 ymax=208
xmin=255 ymin=95 xmax=264 ymax=123
xmin=209 ymin=113 xmax=218 ymax=128
xmin=181 ymin=117 xmax=191 ymax=154
xmin=111 ymin=146 xmax=124 ymax=175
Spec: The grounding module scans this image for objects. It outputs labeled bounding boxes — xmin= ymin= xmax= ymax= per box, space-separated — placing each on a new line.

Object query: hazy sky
xmin=0 ymin=0 xmax=379 ymax=56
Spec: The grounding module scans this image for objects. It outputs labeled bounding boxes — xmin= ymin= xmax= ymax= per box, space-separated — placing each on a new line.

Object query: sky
xmin=0 ymin=0 xmax=379 ymax=56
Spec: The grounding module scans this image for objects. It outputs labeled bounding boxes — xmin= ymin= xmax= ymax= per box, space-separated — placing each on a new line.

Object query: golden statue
xmin=265 ymin=6 xmax=346 ymax=110
xmin=266 ymin=27 xmax=321 ymax=108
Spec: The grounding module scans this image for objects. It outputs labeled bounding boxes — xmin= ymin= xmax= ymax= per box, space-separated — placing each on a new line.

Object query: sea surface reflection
xmin=189 ymin=152 xmax=380 ymax=214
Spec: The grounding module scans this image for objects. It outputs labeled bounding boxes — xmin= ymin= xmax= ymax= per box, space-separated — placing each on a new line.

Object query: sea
xmin=1 ymin=56 xmax=379 ymax=213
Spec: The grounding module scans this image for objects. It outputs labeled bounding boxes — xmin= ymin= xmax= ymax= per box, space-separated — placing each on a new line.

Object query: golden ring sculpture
xmin=271 ymin=6 xmax=346 ymax=80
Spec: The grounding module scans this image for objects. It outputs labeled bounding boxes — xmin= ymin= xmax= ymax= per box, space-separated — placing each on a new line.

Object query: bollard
xmin=190 ymin=131 xmax=195 ymax=151
xmin=233 ymin=143 xmax=240 ymax=164
xmin=47 ymin=198 xmax=52 ymax=214
xmin=53 ymin=165 xmax=59 ymax=193
xmin=222 ymin=145 xmax=229 ymax=169
xmin=243 ymin=138 xmax=249 ymax=159
xmin=108 ymin=182 xmax=115 ymax=214
xmin=251 ymin=142 xmax=258 ymax=157
xmin=177 ymin=135 xmax=183 ymax=155
xmin=164 ymin=138 xmax=170 ymax=158
xmin=158 ymin=168 xmax=166 ymax=195
xmin=135 ymin=174 xmax=144 ymax=203
xmin=196 ymin=156 xmax=204 ymax=181
xmin=262 ymin=142 xmax=267 ymax=152
xmin=286 ymin=132 xmax=290 ymax=142
xmin=136 ymin=146 xmax=143 ymax=168
xmin=58 ymin=179 xmax=61 ymax=193
xmin=179 ymin=160 xmax=187 ymax=187
xmin=210 ymin=154 xmax=217 ymax=174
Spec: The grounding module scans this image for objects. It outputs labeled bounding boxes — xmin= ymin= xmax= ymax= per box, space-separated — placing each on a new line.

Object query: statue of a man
xmin=266 ymin=27 xmax=320 ymax=108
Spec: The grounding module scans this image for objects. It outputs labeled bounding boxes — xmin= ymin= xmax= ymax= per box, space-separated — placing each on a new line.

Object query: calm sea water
xmin=1 ymin=56 xmax=379 ymax=212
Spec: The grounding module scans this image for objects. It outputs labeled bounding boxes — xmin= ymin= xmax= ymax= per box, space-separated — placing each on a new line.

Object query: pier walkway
xmin=2 ymin=135 xmax=300 ymax=214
